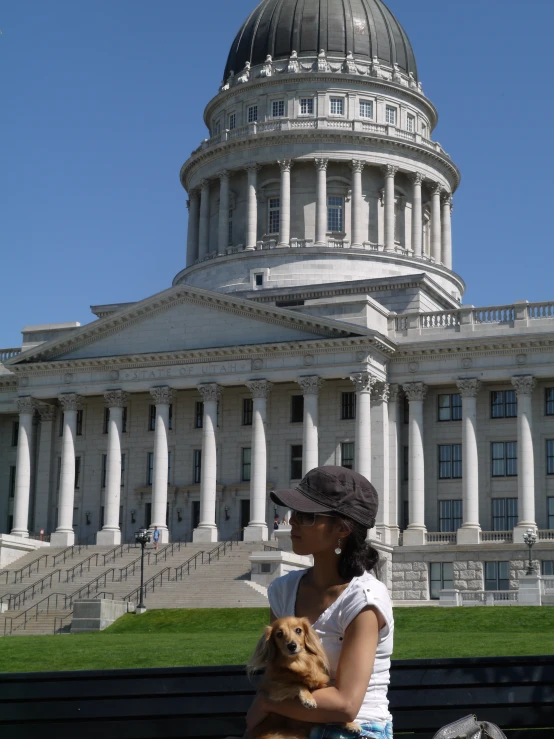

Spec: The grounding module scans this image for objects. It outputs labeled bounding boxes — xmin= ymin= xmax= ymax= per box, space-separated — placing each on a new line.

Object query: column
xmin=441 ymin=193 xmax=453 ymax=270
xmin=278 ymin=160 xmax=293 ymax=246
xmin=186 ymin=189 xmax=200 ymax=266
xmin=314 ymin=158 xmax=328 ymax=246
xmin=382 ymin=165 xmax=398 ymax=251
xmin=198 ymin=179 xmax=210 ymax=260
xmin=431 ymin=183 xmax=442 ymax=263
xmin=297 ymin=376 xmax=324 ymax=475
xmin=388 ymin=384 xmax=401 ymax=546
xmin=11 ymin=397 xmax=35 ymax=538
xmin=244 ymin=380 xmax=272 ymax=542
xmin=193 ymin=383 xmax=221 ymax=543
xmin=34 ymin=402 xmax=56 ymax=535
xmin=350 ymin=160 xmax=365 ymax=247
xmin=350 ymin=371 xmax=376 ymax=480
xmin=456 ymin=379 xmax=482 ymax=545
xmin=410 ymin=172 xmax=423 ymax=257
xmin=245 ymin=165 xmax=259 ymax=250
xmin=150 ymin=386 xmax=174 ymax=544
xmin=97 ymin=390 xmax=128 ymax=545
xmin=217 ymin=170 xmax=230 ymax=255
xmin=51 ymin=394 xmax=83 ymax=547
xmin=402 ymin=382 xmax=428 ymax=545
xmin=512 ymin=375 xmax=537 ymax=541
xmin=371 ymin=382 xmax=391 ymax=543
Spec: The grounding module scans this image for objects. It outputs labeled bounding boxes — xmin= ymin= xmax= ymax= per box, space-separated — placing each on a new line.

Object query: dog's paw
xmin=300 ymin=693 xmax=317 ymax=709
xmin=344 ymin=723 xmax=362 ymax=735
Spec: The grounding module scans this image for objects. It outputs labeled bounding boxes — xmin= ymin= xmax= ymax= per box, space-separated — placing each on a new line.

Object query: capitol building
xmin=1 ymin=0 xmax=554 ymax=600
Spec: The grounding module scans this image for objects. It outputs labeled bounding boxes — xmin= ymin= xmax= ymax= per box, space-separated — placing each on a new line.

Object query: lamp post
xmin=523 ymin=527 xmax=537 ymax=576
xmin=134 ymin=528 xmax=151 ymax=614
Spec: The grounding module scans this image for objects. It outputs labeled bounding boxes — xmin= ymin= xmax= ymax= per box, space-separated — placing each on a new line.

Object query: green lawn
xmin=0 ymin=607 xmax=553 ymax=674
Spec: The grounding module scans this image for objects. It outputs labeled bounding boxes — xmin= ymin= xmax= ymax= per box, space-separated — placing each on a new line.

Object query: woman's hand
xmin=246 ymin=693 xmax=270 ymax=733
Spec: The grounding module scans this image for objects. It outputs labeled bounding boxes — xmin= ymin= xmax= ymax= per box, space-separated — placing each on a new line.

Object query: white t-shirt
xmin=267 ymin=569 xmax=394 ymax=723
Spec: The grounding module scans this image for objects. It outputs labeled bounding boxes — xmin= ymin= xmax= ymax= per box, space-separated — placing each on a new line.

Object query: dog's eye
xmin=295 ymin=628 xmax=302 ymax=634
xmin=276 ymin=630 xmax=283 ymax=638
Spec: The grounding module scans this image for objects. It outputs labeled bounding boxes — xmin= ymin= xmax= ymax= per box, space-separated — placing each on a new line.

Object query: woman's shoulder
xmin=267 ymin=568 xmax=305 ymax=616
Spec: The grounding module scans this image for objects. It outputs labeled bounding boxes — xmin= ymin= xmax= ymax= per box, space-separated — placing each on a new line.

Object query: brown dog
xmin=247 ymin=616 xmax=361 ymax=739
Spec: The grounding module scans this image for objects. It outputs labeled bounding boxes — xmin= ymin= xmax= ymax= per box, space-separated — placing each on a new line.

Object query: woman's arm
xmin=255 ymin=606 xmax=381 ymax=724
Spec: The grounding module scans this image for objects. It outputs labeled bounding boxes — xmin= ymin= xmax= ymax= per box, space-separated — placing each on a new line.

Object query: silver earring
xmin=335 ymin=539 xmax=342 ymax=555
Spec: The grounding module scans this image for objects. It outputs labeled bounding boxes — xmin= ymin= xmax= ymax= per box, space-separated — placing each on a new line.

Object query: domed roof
xmin=224 ymin=0 xmax=418 ymax=81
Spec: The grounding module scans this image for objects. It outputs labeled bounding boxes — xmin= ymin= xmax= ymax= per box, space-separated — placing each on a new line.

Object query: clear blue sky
xmin=2 ymin=0 xmax=554 ymax=348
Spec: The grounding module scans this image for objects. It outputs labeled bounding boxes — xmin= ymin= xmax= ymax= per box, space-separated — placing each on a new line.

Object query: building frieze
xmin=390 ymin=334 xmax=554 ymax=362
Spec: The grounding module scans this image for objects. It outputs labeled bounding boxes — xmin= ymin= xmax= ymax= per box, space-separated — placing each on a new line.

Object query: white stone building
xmin=1 ymin=0 xmax=553 ymax=599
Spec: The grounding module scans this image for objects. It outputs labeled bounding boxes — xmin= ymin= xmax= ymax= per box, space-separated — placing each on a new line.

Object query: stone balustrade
xmin=0 ymin=348 xmax=21 ymax=363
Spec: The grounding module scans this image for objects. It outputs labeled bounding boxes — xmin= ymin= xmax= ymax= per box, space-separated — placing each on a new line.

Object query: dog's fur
xmin=247 ymin=616 xmax=361 ymax=739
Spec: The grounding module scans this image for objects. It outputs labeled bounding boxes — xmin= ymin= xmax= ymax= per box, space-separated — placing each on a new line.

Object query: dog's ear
xmin=301 ymin=619 xmax=330 ymax=674
xmin=247 ymin=625 xmax=275 ymax=676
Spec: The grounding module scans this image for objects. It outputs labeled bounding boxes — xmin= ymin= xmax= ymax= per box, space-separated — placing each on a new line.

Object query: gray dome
xmin=224 ymin=0 xmax=418 ymax=81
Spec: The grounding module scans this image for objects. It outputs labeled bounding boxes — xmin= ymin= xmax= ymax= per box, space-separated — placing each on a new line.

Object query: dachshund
xmin=247 ymin=616 xmax=361 ymax=739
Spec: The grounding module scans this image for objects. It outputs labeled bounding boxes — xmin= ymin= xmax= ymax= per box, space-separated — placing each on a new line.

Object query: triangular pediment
xmin=8 ymin=285 xmax=372 ymax=365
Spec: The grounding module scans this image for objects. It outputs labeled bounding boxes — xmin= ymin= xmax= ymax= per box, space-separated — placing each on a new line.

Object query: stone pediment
xmin=7 ymin=285 xmax=371 ymax=365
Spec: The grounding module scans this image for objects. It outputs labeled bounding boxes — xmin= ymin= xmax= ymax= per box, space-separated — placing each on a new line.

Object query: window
xmin=121 ymin=453 xmax=126 ymax=487
xmin=341 ymin=392 xmax=356 ymax=420
xmin=491 ymin=390 xmax=517 ymax=418
xmin=402 ymin=500 xmax=409 ymax=530
xmin=168 ymin=404 xmax=173 ymax=431
xmin=104 ymin=406 xmax=127 ymax=434
xmin=341 ymin=442 xmax=354 ymax=470
xmin=255 ymin=273 xmax=264 ymax=287
xmin=492 ymin=498 xmax=518 ymax=530
xmin=248 ymin=105 xmax=258 ymax=123
xmin=290 ymin=445 xmax=303 ymax=479
xmin=168 ymin=451 xmax=172 ymax=484
xmin=9 ymin=466 xmax=16 ymax=498
xmin=438 ymin=444 xmax=462 ymax=479
xmin=268 ymin=197 xmax=280 ymax=234
xmin=407 ymin=114 xmax=415 ymax=132
xmin=241 ymin=448 xmax=251 ymax=482
xmin=101 ymin=454 xmax=107 ymax=488
xmin=547 ymin=441 xmax=554 ymax=475
xmin=147 ymin=452 xmax=154 ymax=486
xmin=228 ymin=208 xmax=233 ymax=246
xmin=103 ymin=408 xmax=110 ymax=435
xmin=548 ymin=497 xmax=554 ymax=529
xmin=300 ymin=98 xmax=314 ymax=115
xmin=76 ymin=410 xmax=83 ymax=436
xmin=403 ymin=395 xmax=409 ymax=424
xmin=438 ymin=393 xmax=462 ymax=421
xmin=213 ymin=120 xmax=221 ymax=137
xmin=291 ymin=395 xmax=304 ymax=423
xmin=546 ymin=388 xmax=554 ymax=415
xmin=193 ymin=450 xmax=202 ymax=484
xmin=484 ymin=561 xmax=509 ymax=591
xmin=491 ymin=442 xmax=517 ymax=477
xmin=359 ymin=100 xmax=373 ymax=119
xmin=148 ymin=405 xmax=156 ymax=431
xmin=330 ymin=97 xmax=344 ymax=116
xmin=59 ymin=413 xmax=64 ymax=437
xmin=195 ymin=401 xmax=204 ymax=429
xmin=272 ymin=100 xmax=285 ymax=117
xmin=11 ymin=421 xmax=19 ymax=447
xmin=74 ymin=457 xmax=81 ymax=489
xmin=386 ymin=106 xmax=397 ymax=125
xmin=56 ymin=457 xmax=61 ymax=491
xmin=402 ymin=446 xmax=409 ymax=482
xmin=439 ymin=500 xmax=462 ymax=532
xmin=242 ymin=398 xmax=253 ymax=426
xmin=229 ymin=113 xmax=236 ymax=130
xmin=429 ymin=562 xmax=453 ymax=600
xmin=542 ymin=560 xmax=554 ymax=576
xmin=327 ymin=196 xmax=344 ymax=232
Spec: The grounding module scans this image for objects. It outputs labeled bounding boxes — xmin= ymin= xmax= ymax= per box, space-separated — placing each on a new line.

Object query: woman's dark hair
xmin=336 ymin=516 xmax=379 ymax=579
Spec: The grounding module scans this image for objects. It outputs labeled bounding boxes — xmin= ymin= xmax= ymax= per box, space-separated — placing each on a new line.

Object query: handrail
xmin=77 ymin=532 xmax=97 ymax=546
xmin=118 ymin=552 xmax=149 ymax=581
xmin=64 ymin=553 xmax=101 ymax=582
xmin=0 ymin=592 xmax=17 ymax=607
xmin=102 ymin=542 xmax=134 ymax=564
xmin=149 ymin=535 xmax=191 ymax=564
xmin=93 ymin=591 xmax=115 ymax=600
xmin=205 ymin=530 xmax=241 ymax=564
xmin=52 ymin=543 xmax=89 ymax=566
xmin=123 ymin=566 xmax=173 ymax=604
xmin=5 ymin=550 xmax=54 ymax=584
xmin=54 ymin=612 xmax=73 ymax=635
xmin=8 ymin=569 xmax=63 ymax=611
xmin=65 ymin=569 xmax=117 ymax=607
xmin=173 ymin=551 xmax=205 ymax=581
xmin=3 ymin=592 xmax=68 ymax=636
xmin=27 ymin=531 xmax=51 ymax=542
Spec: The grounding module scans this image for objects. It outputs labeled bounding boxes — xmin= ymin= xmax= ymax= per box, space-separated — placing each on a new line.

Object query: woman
xmin=246 ymin=466 xmax=393 ymax=739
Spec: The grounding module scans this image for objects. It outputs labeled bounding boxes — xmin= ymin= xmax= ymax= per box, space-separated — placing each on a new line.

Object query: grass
xmin=0 ymin=607 xmax=553 ymax=674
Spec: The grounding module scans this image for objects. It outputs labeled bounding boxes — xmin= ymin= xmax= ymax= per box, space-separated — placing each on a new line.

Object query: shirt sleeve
xmin=267 ymin=575 xmax=285 ymax=618
xmin=338 ymin=578 xmax=393 ymax=638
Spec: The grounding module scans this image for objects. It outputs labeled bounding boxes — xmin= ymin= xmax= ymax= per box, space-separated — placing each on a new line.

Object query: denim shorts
xmin=308 ymin=720 xmax=393 ymax=739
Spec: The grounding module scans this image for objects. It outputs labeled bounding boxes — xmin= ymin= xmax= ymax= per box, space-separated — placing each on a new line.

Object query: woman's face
xmin=289 ymin=510 xmax=350 ymax=556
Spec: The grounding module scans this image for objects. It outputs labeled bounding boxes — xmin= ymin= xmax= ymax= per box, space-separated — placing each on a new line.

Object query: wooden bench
xmin=0 ymin=655 xmax=552 ymax=738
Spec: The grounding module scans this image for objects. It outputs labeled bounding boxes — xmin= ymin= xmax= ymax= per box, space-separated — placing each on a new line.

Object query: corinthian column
xmin=350 ymin=371 xmax=376 ymax=480
xmin=441 ymin=193 xmax=453 ymax=269
xmin=456 ymin=379 xmax=482 ymax=545
xmin=371 ymin=382 xmax=391 ymax=543
xmin=382 ymin=165 xmax=398 ymax=251
xmin=217 ymin=171 xmax=230 ymax=255
xmin=186 ymin=189 xmax=200 ymax=266
xmin=97 ymin=390 xmax=128 ymax=545
xmin=297 ymin=376 xmax=324 ymax=475
xmin=198 ymin=179 xmax=210 ymax=260
xmin=11 ymin=397 xmax=35 ymax=538
xmin=402 ymin=382 xmax=427 ymax=545
xmin=244 ymin=380 xmax=272 ymax=542
xmin=409 ymin=172 xmax=423 ymax=257
xmin=278 ymin=160 xmax=293 ymax=246
xmin=34 ymin=402 xmax=56 ymax=535
xmin=512 ymin=375 xmax=537 ymax=542
xmin=350 ymin=160 xmax=365 ymax=247
xmin=193 ymin=383 xmax=221 ymax=543
xmin=51 ymin=394 xmax=83 ymax=547
xmin=314 ymin=159 xmax=328 ymax=245
xmin=431 ymin=183 xmax=442 ymax=263
xmin=245 ymin=165 xmax=259 ymax=250
xmin=150 ymin=386 xmax=174 ymax=544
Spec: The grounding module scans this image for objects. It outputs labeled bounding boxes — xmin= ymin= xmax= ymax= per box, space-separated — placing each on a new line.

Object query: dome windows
xmin=248 ymin=105 xmax=258 ymax=123
xmin=272 ymin=100 xmax=285 ymax=118
xmin=330 ymin=97 xmax=345 ymax=116
xmin=360 ymin=100 xmax=374 ymax=119
xmin=300 ymin=98 xmax=314 ymax=116
xmin=385 ymin=105 xmax=397 ymax=125
xmin=407 ymin=114 xmax=415 ymax=133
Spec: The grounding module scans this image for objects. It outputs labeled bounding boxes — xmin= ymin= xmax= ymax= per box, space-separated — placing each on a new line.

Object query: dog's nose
xmin=287 ymin=642 xmax=297 ymax=652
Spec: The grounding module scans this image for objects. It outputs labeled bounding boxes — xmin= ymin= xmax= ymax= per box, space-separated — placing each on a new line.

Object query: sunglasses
xmin=290 ymin=509 xmax=337 ymax=527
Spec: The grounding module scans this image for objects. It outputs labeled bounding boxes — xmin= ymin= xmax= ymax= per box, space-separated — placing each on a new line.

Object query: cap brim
xmin=270 ymin=488 xmax=334 ymax=514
